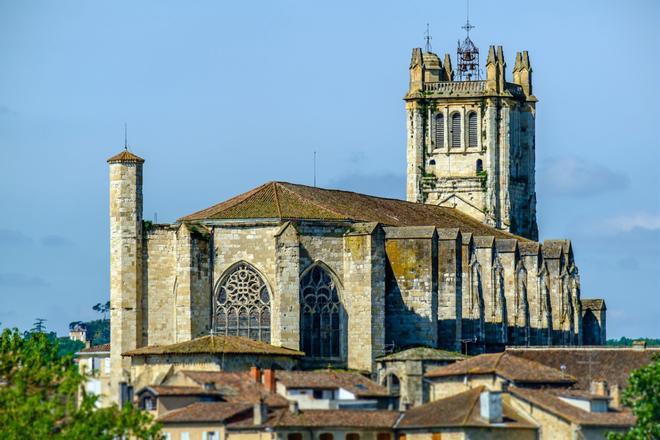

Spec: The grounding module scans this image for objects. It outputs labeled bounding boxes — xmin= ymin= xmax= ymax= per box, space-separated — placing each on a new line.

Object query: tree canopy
xmin=0 ymin=328 xmax=161 ymax=439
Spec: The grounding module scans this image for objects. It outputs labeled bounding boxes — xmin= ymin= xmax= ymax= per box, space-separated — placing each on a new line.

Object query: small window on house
xmin=432 ymin=433 xmax=442 ymax=440
xmin=434 ymin=113 xmax=444 ymax=148
xmin=163 ymin=433 xmax=171 ymax=440
xmin=181 ymin=433 xmax=190 ymax=440
xmin=142 ymin=396 xmax=156 ymax=411
xmin=288 ymin=434 xmax=303 ymax=440
xmin=320 ymin=433 xmax=334 ymax=440
xmin=468 ymin=112 xmax=478 ymax=147
xmin=313 ymin=389 xmax=324 ymax=399
xmin=429 ymin=159 xmax=436 ymax=166
xmin=476 ymin=159 xmax=483 ymax=174
xmin=451 ymin=113 xmax=461 ymax=148
xmin=377 ymin=434 xmax=391 ymax=440
xmin=398 ymin=434 xmax=407 ymax=440
xmin=347 ymin=434 xmax=360 ymax=440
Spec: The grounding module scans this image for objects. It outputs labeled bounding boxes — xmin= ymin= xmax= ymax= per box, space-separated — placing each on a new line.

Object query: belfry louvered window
xmin=301 ymin=265 xmax=341 ymax=359
xmin=434 ymin=113 xmax=444 ymax=148
xmin=451 ymin=113 xmax=461 ymax=148
xmin=468 ymin=112 xmax=478 ymax=147
xmin=214 ymin=262 xmax=271 ymax=343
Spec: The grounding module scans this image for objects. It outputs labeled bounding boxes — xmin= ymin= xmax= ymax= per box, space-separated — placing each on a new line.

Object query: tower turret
xmin=496 ymin=46 xmax=506 ymax=92
xmin=486 ymin=45 xmax=498 ymax=92
xmin=107 ymin=148 xmax=144 ymax=404
xmin=443 ymin=53 xmax=454 ymax=81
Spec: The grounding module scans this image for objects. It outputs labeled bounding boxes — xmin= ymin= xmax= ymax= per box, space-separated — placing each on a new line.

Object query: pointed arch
xmin=300 ymin=262 xmax=344 ymax=360
xmin=213 ymin=261 xmax=272 ymax=343
xmin=492 ymin=257 xmax=507 ymax=343
xmin=537 ymin=265 xmax=552 ymax=345
xmin=515 ymin=262 xmax=530 ymax=345
xmin=465 ymin=259 xmax=485 ymax=343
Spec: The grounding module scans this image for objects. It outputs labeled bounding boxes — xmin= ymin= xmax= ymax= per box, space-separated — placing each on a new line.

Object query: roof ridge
xmin=277 ymin=183 xmax=349 ymax=220
xmin=462 ymin=386 xmax=484 ymax=424
xmin=272 ymin=182 xmax=283 ymax=218
xmin=494 ymin=352 xmax=506 ymax=371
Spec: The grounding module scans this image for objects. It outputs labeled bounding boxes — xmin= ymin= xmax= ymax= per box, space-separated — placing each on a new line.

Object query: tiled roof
xmin=506 ymin=347 xmax=660 ymax=390
xmin=509 ymin=387 xmax=635 ymax=428
xmin=228 ymin=409 xmax=401 ymax=429
xmin=180 ymin=371 xmax=290 ymax=407
xmin=398 ymin=386 xmax=535 ymax=429
xmin=424 ymin=352 xmax=575 ymax=385
xmin=156 ymin=402 xmax=251 ymax=423
xmin=107 ymin=150 xmax=145 ymax=163
xmin=138 ymin=385 xmax=221 ymax=397
xmin=377 ymin=347 xmax=466 ymax=362
xmin=77 ymin=343 xmax=110 ymax=354
xmin=178 ymin=182 xmax=527 ymax=240
xmin=274 ymin=371 xmax=390 ymax=397
xmin=122 ymin=335 xmax=304 ymax=357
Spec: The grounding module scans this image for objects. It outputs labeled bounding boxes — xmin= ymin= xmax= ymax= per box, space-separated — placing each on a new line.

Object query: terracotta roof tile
xmin=377 ymin=347 xmax=466 ymax=362
xmin=107 ymin=150 xmax=145 ymax=163
xmin=179 ymin=182 xmax=528 ymax=241
xmin=139 ymin=385 xmax=222 ymax=397
xmin=122 ymin=335 xmax=304 ymax=357
xmin=77 ymin=343 xmax=110 ymax=353
xmin=181 ymin=371 xmax=290 ymax=407
xmin=228 ymin=409 xmax=401 ymax=429
xmin=509 ymin=387 xmax=635 ymax=427
xmin=274 ymin=371 xmax=390 ymax=397
xmin=156 ymin=402 xmax=251 ymax=423
xmin=506 ymin=347 xmax=660 ymax=390
xmin=425 ymin=352 xmax=576 ymax=385
xmin=398 ymin=386 xmax=535 ymax=429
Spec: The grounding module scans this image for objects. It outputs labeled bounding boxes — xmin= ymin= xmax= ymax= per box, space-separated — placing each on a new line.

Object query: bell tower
xmin=405 ymin=23 xmax=538 ymax=240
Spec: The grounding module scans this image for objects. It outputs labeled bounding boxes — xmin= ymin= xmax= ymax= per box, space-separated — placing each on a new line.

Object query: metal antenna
xmin=424 ymin=23 xmax=432 ymax=52
xmin=313 ymin=151 xmax=317 ymax=187
xmin=124 ymin=123 xmax=128 ymax=150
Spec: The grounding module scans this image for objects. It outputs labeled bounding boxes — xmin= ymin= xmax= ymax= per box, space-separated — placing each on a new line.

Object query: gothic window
xmin=451 ymin=113 xmax=461 ymax=148
xmin=300 ymin=265 xmax=341 ymax=359
xmin=434 ymin=113 xmax=444 ymax=148
xmin=214 ymin=263 xmax=271 ymax=343
xmin=468 ymin=112 xmax=478 ymax=147
xmin=476 ymin=159 xmax=483 ymax=174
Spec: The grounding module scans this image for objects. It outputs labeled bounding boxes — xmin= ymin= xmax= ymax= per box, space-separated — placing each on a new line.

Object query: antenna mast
xmin=313 ymin=151 xmax=317 ymax=187
xmin=124 ymin=123 xmax=128 ymax=150
xmin=424 ymin=23 xmax=432 ymax=52
xmin=457 ymin=0 xmax=480 ymax=80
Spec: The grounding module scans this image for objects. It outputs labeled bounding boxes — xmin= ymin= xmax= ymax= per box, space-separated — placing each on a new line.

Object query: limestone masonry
xmin=107 ymin=41 xmax=607 ymax=405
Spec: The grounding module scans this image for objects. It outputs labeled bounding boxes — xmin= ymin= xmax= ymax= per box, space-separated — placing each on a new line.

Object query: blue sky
xmin=0 ymin=0 xmax=658 ymax=338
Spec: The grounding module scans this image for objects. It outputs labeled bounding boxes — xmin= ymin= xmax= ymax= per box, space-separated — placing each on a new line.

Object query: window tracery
xmin=213 ymin=263 xmax=271 ymax=343
xmin=300 ymin=264 xmax=341 ymax=359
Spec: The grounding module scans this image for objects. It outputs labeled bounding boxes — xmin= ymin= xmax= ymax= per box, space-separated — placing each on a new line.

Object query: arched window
xmin=468 ymin=112 xmax=478 ymax=147
xmin=347 ymin=434 xmax=360 ymax=440
xmin=214 ymin=263 xmax=271 ymax=343
xmin=385 ymin=373 xmax=400 ymax=395
xmin=320 ymin=434 xmax=334 ymax=440
xmin=476 ymin=159 xmax=483 ymax=174
xmin=434 ymin=113 xmax=444 ymax=148
xmin=300 ymin=265 xmax=341 ymax=359
xmin=451 ymin=113 xmax=461 ymax=148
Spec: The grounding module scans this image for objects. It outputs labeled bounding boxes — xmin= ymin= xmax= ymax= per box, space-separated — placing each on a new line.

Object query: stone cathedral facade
xmin=107 ymin=40 xmax=607 ymax=402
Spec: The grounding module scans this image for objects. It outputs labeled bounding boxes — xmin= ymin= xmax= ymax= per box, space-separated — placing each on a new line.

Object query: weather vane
xmin=461 ymin=0 xmax=475 ymax=37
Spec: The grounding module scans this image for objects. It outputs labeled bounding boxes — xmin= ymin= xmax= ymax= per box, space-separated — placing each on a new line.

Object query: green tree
xmin=0 ymin=328 xmax=161 ymax=439
xmin=608 ymin=355 xmax=660 ymax=440
xmin=31 ymin=317 xmax=48 ymax=333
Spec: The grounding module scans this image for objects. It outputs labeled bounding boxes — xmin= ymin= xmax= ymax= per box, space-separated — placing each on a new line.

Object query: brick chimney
xmin=263 ymin=368 xmax=276 ymax=393
xmin=590 ymin=380 xmax=608 ymax=397
xmin=250 ymin=366 xmax=261 ymax=383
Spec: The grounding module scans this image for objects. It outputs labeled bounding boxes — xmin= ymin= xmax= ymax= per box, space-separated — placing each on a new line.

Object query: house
xmin=75 ymin=343 xmax=111 ymax=407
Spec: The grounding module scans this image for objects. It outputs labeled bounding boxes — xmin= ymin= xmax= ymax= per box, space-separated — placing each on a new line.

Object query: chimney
xmin=610 ymin=384 xmax=621 ymax=408
xmin=590 ymin=380 xmax=608 ymax=397
xmin=289 ymin=400 xmax=299 ymax=415
xmin=480 ymin=391 xmax=503 ymax=423
xmin=85 ymin=340 xmax=92 ymax=349
xmin=632 ymin=340 xmax=647 ymax=351
xmin=250 ymin=366 xmax=261 ymax=383
xmin=263 ymin=368 xmax=276 ymax=393
xmin=253 ymin=399 xmax=268 ymax=425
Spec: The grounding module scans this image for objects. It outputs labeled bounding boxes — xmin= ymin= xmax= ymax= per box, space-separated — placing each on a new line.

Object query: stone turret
xmin=443 ymin=54 xmax=454 ymax=81
xmin=496 ymin=46 xmax=506 ymax=92
xmin=107 ymin=149 xmax=144 ymax=404
xmin=513 ymin=50 xmax=533 ymax=96
xmin=486 ymin=46 xmax=498 ymax=92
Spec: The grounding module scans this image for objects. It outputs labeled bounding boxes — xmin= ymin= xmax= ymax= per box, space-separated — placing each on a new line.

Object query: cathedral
xmin=108 ymin=35 xmax=607 ymax=403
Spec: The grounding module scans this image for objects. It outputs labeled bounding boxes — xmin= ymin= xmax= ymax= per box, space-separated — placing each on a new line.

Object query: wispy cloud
xmin=538 ymin=156 xmax=629 ymax=197
xmin=0 ymin=229 xmax=32 ymax=246
xmin=0 ymin=272 xmax=48 ymax=287
xmin=604 ymin=213 xmax=660 ymax=232
xmin=41 ymin=235 xmax=74 ymax=248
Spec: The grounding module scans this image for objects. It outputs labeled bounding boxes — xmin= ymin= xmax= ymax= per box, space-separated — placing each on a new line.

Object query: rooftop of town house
xmin=226 ymin=408 xmax=402 ymax=429
xmin=509 ymin=387 xmax=635 ymax=428
xmin=376 ymin=346 xmax=467 ymax=362
xmin=121 ymin=334 xmax=304 ymax=357
xmin=424 ymin=352 xmax=576 ymax=385
xmin=397 ymin=386 xmax=536 ymax=429
xmin=178 ymin=181 xmax=528 ymax=241
xmin=156 ymin=402 xmax=251 ymax=424
xmin=274 ymin=370 xmax=390 ymax=398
